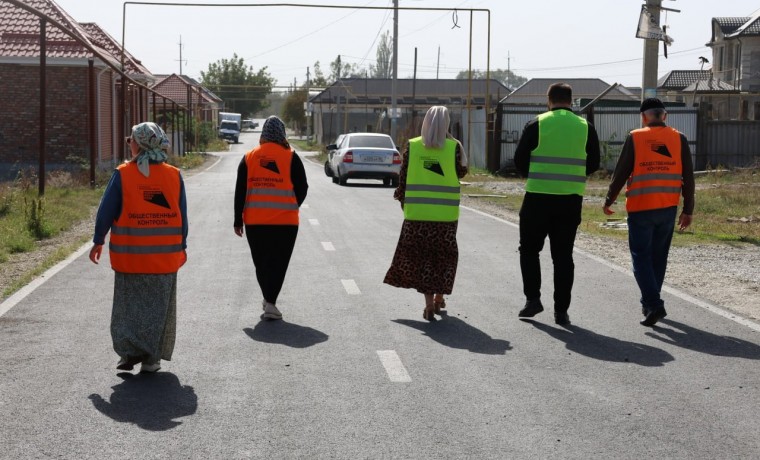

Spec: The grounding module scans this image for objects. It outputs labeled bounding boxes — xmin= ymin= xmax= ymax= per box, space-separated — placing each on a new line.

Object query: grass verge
xmin=461 ymin=168 xmax=760 ymax=247
xmin=289 ymin=138 xmax=327 ymax=164
xmin=2 ymin=235 xmax=90 ymax=297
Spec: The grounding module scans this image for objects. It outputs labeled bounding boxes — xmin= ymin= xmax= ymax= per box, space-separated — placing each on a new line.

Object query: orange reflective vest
xmin=109 ymin=162 xmax=184 ymax=274
xmin=625 ymin=126 xmax=683 ymax=212
xmin=243 ymin=143 xmax=299 ymax=225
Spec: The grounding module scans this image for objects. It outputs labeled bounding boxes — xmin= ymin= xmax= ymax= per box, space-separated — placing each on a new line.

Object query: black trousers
xmin=518 ymin=193 xmax=582 ymax=312
xmin=245 ymin=225 xmax=298 ymax=304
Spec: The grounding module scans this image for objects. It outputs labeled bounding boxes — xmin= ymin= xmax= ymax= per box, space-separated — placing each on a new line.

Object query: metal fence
xmin=700 ymin=121 xmax=760 ymax=168
xmin=495 ymin=104 xmax=699 ymax=171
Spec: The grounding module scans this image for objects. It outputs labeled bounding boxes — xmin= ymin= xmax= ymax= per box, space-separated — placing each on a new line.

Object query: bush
xmin=24 ymin=197 xmax=51 ymax=239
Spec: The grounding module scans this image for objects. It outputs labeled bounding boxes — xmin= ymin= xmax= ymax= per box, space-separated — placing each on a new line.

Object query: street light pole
xmin=390 ymin=0 xmax=398 ymax=142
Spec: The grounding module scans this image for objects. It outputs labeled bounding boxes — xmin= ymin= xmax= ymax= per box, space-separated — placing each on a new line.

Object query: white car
xmin=325 ymin=133 xmax=400 ymax=187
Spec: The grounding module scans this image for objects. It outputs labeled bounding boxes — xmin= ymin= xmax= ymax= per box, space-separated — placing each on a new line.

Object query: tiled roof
xmin=726 ymin=13 xmax=760 ymax=37
xmin=683 ymin=79 xmax=738 ymax=93
xmin=79 ymin=23 xmax=151 ymax=76
xmin=657 ymin=70 xmax=712 ymax=90
xmin=714 ymin=17 xmax=749 ymax=35
xmin=711 ymin=13 xmax=760 ymax=43
xmin=501 ymin=78 xmax=637 ymax=104
xmin=0 ymin=0 xmax=112 ymax=61
xmin=151 ymin=74 xmax=219 ymax=106
xmin=310 ymin=78 xmax=510 ymax=105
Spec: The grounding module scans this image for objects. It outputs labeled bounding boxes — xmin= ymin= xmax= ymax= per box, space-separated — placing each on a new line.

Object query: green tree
xmin=201 ymin=53 xmax=275 ymax=117
xmin=329 ymin=55 xmax=362 ymax=83
xmin=311 ymin=61 xmax=329 ymax=88
xmin=281 ymin=89 xmax=308 ymax=132
xmin=456 ymin=68 xmax=527 ymax=89
xmin=369 ymin=30 xmax=393 ymax=79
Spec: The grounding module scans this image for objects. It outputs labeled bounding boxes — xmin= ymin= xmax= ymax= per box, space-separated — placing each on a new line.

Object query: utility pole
xmin=336 ymin=55 xmax=341 ymax=138
xmin=641 ymin=0 xmax=661 ymax=101
xmin=507 ymin=51 xmax=511 ymax=89
xmin=390 ymin=0 xmax=398 ymax=142
xmin=177 ymin=35 xmax=185 ymax=75
xmin=639 ymin=0 xmax=679 ymax=101
xmin=306 ymin=66 xmax=311 ymax=140
xmin=436 ymin=46 xmax=440 ymax=79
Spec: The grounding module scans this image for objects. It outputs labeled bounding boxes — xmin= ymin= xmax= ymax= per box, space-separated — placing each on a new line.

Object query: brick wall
xmin=0 ymin=63 xmax=130 ymax=176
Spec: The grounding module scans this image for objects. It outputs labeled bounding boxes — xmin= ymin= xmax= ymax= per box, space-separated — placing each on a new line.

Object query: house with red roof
xmin=0 ymin=0 xmax=184 ymax=177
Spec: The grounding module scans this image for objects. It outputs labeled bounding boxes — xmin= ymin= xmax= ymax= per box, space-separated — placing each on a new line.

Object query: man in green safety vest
xmin=514 ymin=83 xmax=600 ymax=325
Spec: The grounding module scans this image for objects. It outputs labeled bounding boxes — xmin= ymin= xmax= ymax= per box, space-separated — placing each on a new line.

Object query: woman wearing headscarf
xmin=234 ymin=116 xmax=308 ymax=320
xmin=384 ymin=106 xmax=468 ymax=321
xmin=90 ymin=121 xmax=188 ymax=373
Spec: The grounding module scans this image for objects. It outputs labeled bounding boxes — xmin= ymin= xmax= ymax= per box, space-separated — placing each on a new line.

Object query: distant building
xmin=500 ymin=78 xmax=638 ymax=106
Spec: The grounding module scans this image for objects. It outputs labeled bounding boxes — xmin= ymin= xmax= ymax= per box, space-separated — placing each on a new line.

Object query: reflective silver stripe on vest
xmin=109 ymin=243 xmax=184 ymax=254
xmin=406 ymin=184 xmax=460 ymax=194
xmin=628 ymin=173 xmax=682 ymax=184
xmin=531 ymin=156 xmax=587 ymax=166
xmin=626 ymin=186 xmax=682 ymax=197
xmin=527 ymin=172 xmax=586 ymax=183
xmin=111 ymin=225 xmax=183 ymax=236
xmin=247 ymin=189 xmax=296 ymax=197
xmin=245 ymin=202 xmax=299 ymax=210
xmin=405 ymin=197 xmax=460 ymax=206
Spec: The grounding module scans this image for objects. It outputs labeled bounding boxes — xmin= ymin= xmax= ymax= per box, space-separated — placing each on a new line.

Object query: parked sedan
xmin=326 ymin=133 xmax=400 ymax=187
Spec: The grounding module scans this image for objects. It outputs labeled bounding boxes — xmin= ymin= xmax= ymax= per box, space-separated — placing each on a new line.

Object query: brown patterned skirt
xmin=384 ymin=220 xmax=459 ymax=295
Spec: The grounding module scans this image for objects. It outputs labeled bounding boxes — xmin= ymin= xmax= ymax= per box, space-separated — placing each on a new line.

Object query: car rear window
xmin=348 ymin=135 xmax=394 ymax=149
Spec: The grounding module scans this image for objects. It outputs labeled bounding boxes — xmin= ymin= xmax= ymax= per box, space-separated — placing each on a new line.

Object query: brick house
xmin=0 ymin=0 xmax=176 ymax=177
xmin=151 ymin=74 xmax=223 ymax=126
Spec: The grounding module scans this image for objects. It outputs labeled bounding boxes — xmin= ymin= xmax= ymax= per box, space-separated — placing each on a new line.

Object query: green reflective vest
xmin=404 ymin=137 xmax=461 ymax=222
xmin=525 ymin=110 xmax=588 ymax=196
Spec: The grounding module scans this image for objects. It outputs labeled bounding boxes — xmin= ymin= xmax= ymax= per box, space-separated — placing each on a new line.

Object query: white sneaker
xmin=140 ymin=361 xmax=161 ymax=373
xmin=261 ymin=302 xmax=283 ymax=320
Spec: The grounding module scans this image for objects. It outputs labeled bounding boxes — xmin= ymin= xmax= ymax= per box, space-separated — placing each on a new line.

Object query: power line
xmin=245 ymin=0 xmax=382 ymax=60
xmin=513 ymin=47 xmax=705 ymax=72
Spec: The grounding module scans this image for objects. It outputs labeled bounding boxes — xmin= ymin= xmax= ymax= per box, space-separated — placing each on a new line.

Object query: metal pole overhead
xmin=390 ymin=0 xmax=398 ymax=142
xmin=38 ymin=18 xmax=47 ymax=196
xmin=466 ymin=10 xmax=473 ymax=158
xmin=89 ymin=58 xmax=97 ymax=187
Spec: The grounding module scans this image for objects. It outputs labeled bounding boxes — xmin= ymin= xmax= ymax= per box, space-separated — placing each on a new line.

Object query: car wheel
xmin=324 ymin=161 xmax=333 ymax=177
xmin=338 ymin=169 xmax=348 ymax=186
xmin=383 ymin=178 xmax=391 ymax=187
xmin=332 ymin=175 xmax=339 ymax=184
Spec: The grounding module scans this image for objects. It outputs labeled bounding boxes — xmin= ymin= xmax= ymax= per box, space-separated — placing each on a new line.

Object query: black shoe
xmin=116 ymin=356 xmax=142 ymax=371
xmin=554 ymin=311 xmax=571 ymax=326
xmin=518 ymin=299 xmax=544 ymax=318
xmin=640 ymin=308 xmax=667 ymax=327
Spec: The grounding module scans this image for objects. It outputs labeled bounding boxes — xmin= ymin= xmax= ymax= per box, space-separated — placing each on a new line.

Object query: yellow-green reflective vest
xmin=404 ymin=137 xmax=460 ymax=222
xmin=525 ymin=110 xmax=588 ymax=196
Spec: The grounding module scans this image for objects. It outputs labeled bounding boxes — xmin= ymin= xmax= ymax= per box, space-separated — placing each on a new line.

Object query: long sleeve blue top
xmin=93 ymin=168 xmax=188 ymax=248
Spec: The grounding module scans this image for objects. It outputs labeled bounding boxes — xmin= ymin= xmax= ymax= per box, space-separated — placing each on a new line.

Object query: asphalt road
xmin=1 ymin=131 xmax=759 ymax=459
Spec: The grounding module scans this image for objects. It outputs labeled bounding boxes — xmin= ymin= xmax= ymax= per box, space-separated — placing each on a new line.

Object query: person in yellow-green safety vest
xmin=514 ymin=83 xmax=600 ymax=326
xmin=384 ymin=106 xmax=469 ymax=321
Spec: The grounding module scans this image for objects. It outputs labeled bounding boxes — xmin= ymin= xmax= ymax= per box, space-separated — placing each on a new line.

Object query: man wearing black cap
xmin=603 ymin=98 xmax=695 ymax=327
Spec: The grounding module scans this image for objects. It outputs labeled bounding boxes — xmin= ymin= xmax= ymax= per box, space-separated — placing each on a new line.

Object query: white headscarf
xmin=420 ymin=105 xmax=467 ymax=167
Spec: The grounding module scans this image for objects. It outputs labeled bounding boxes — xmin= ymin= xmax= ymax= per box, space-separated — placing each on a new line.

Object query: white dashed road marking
xmin=321 ymin=242 xmax=335 ymax=251
xmin=341 ymin=279 xmax=361 ymax=295
xmin=377 ymin=350 xmax=412 ymax=383
xmin=309 ymin=219 xmax=320 ymax=226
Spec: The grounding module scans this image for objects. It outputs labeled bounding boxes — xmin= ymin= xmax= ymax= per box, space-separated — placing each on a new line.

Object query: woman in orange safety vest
xmin=90 ymin=122 xmax=188 ymax=374
xmin=234 ymin=116 xmax=308 ymax=321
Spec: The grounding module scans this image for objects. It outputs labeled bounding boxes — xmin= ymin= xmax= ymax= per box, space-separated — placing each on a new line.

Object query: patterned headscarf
xmin=130 ymin=122 xmax=170 ymax=177
xmin=259 ymin=116 xmax=289 ymax=149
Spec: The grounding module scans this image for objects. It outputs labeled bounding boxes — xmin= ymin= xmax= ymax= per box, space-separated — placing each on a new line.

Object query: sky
xmin=51 ymin=0 xmax=759 ymax=90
